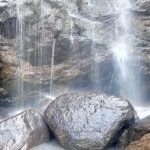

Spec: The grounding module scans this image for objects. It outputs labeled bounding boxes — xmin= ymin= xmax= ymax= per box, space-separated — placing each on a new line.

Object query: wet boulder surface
xmin=0 ymin=109 xmax=50 ymax=150
xmin=44 ymin=92 xmax=135 ymax=150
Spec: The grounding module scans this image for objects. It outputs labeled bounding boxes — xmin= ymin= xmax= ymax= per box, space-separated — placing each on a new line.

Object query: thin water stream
xmin=50 ymin=39 xmax=56 ymax=96
xmin=70 ymin=17 xmax=74 ymax=45
xmin=16 ymin=0 xmax=24 ymax=109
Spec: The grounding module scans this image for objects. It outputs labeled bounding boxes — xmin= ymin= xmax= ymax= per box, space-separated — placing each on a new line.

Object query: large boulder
xmin=44 ymin=92 xmax=135 ymax=150
xmin=117 ymin=115 xmax=150 ymax=150
xmin=0 ymin=109 xmax=50 ymax=150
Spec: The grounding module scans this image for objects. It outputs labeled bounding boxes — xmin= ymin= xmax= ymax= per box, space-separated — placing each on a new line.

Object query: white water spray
xmin=31 ymin=140 xmax=65 ymax=150
xmin=112 ymin=0 xmax=140 ymax=102
xmin=92 ymin=24 xmax=99 ymax=87
xmin=70 ymin=17 xmax=74 ymax=45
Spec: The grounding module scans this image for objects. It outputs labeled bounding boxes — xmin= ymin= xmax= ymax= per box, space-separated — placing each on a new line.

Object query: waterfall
xmin=38 ymin=0 xmax=44 ymax=101
xmin=112 ymin=0 xmax=141 ymax=102
xmin=50 ymin=39 xmax=56 ymax=96
xmin=92 ymin=24 xmax=99 ymax=89
xmin=70 ymin=17 xmax=74 ymax=45
xmin=2 ymin=0 xmax=150 ymax=149
xmin=16 ymin=0 xmax=24 ymax=107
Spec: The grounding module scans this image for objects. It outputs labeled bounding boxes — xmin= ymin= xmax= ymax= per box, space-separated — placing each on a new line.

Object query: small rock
xmin=125 ymin=133 xmax=150 ymax=150
xmin=117 ymin=115 xmax=150 ymax=150
xmin=0 ymin=109 xmax=50 ymax=150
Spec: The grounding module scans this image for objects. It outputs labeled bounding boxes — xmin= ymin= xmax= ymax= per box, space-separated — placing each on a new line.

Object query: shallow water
xmin=135 ymin=106 xmax=150 ymax=119
xmin=31 ymin=140 xmax=65 ymax=150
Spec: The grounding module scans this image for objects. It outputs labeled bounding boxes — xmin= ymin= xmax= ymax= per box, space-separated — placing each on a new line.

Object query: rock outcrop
xmin=130 ymin=0 xmax=150 ymax=101
xmin=0 ymin=109 xmax=50 ymax=150
xmin=0 ymin=0 xmax=116 ymax=104
xmin=1 ymin=0 xmax=150 ymax=108
xmin=44 ymin=92 xmax=135 ymax=150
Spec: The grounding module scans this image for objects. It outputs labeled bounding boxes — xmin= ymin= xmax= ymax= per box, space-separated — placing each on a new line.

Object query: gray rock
xmin=117 ymin=115 xmax=150 ymax=150
xmin=0 ymin=109 xmax=50 ymax=150
xmin=44 ymin=92 xmax=135 ymax=150
xmin=132 ymin=0 xmax=150 ymax=13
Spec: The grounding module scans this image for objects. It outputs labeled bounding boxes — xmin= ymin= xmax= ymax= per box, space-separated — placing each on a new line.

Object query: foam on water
xmin=31 ymin=140 xmax=65 ymax=150
xmin=135 ymin=106 xmax=150 ymax=119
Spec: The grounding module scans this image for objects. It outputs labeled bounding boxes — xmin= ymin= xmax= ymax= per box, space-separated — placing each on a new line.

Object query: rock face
xmin=1 ymin=0 xmax=150 ymax=106
xmin=131 ymin=0 xmax=150 ymax=101
xmin=117 ymin=115 xmax=150 ymax=150
xmin=0 ymin=0 xmax=121 ymax=104
xmin=0 ymin=109 xmax=50 ymax=150
xmin=44 ymin=93 xmax=135 ymax=150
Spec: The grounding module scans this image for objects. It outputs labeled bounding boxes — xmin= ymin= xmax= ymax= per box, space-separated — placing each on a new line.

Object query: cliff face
xmin=0 ymin=0 xmax=150 ymax=103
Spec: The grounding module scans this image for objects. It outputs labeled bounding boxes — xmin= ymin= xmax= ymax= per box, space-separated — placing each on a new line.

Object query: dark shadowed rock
xmin=125 ymin=133 xmax=150 ymax=150
xmin=44 ymin=92 xmax=135 ymax=150
xmin=0 ymin=109 xmax=50 ymax=150
xmin=117 ymin=115 xmax=150 ymax=150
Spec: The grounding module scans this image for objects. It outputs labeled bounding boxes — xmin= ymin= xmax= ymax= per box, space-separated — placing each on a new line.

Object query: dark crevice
xmin=0 ymin=17 xmax=17 ymax=39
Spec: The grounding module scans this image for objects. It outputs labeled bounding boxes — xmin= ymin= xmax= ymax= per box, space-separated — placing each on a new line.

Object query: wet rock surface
xmin=44 ymin=92 xmax=135 ymax=150
xmin=0 ymin=0 xmax=118 ymax=104
xmin=0 ymin=109 xmax=50 ymax=150
xmin=117 ymin=115 xmax=150 ymax=150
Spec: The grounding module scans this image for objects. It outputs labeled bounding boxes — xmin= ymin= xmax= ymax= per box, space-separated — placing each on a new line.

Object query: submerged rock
xmin=117 ymin=115 xmax=150 ymax=150
xmin=0 ymin=109 xmax=50 ymax=150
xmin=44 ymin=92 xmax=135 ymax=150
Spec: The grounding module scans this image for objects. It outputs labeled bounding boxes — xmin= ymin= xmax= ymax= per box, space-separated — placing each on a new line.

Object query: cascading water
xmin=92 ymin=24 xmax=100 ymax=89
xmin=112 ymin=0 xmax=141 ymax=103
xmin=2 ymin=0 xmax=150 ymax=149
xmin=16 ymin=0 xmax=24 ymax=108
xmin=38 ymin=0 xmax=44 ymax=102
xmin=50 ymin=39 xmax=56 ymax=96
xmin=70 ymin=17 xmax=74 ymax=45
